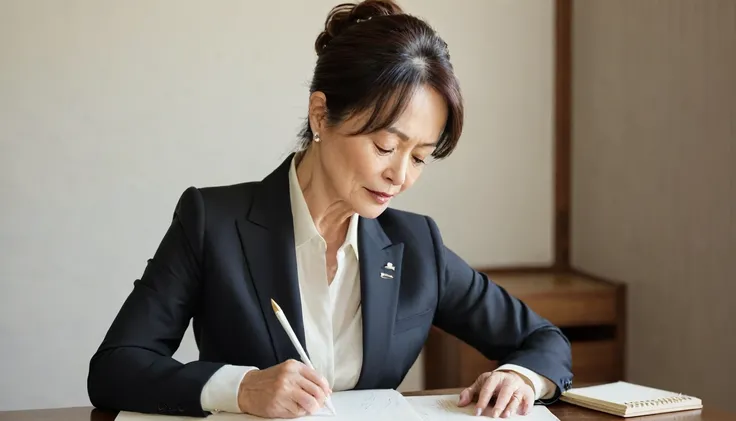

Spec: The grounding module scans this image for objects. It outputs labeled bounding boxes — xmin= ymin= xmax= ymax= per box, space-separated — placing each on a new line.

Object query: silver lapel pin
xmin=380 ymin=272 xmax=394 ymax=279
xmin=384 ymin=262 xmax=395 ymax=271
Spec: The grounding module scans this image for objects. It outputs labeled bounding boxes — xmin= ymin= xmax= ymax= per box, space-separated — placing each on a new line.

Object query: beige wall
xmin=0 ymin=0 xmax=555 ymax=410
xmin=571 ymin=0 xmax=736 ymax=410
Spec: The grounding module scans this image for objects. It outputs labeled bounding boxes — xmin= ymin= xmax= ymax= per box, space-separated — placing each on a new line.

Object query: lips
xmin=366 ymin=188 xmax=394 ymax=204
xmin=367 ymin=189 xmax=393 ymax=199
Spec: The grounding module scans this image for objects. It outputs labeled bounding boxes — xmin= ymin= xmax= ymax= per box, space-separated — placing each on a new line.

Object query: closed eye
xmin=375 ymin=141 xmax=426 ymax=165
xmin=375 ymin=144 xmax=393 ymax=154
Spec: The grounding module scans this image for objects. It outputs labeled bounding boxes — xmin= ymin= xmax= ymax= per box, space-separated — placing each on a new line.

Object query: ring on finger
xmin=505 ymin=394 xmax=523 ymax=416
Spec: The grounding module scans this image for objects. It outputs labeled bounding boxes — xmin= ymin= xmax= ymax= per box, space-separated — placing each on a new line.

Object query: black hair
xmin=299 ymin=0 xmax=464 ymax=159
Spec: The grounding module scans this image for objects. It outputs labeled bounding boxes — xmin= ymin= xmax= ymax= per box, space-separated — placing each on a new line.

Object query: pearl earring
xmin=313 ymin=132 xmax=321 ymax=142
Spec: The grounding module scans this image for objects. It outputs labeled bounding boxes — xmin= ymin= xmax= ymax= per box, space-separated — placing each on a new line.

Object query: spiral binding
xmin=623 ymin=395 xmax=695 ymax=408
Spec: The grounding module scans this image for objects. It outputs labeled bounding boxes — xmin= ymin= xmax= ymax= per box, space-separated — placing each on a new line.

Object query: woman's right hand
xmin=237 ymin=359 xmax=333 ymax=418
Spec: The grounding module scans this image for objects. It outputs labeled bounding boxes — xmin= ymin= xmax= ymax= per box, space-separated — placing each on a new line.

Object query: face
xmin=309 ymin=85 xmax=448 ymax=219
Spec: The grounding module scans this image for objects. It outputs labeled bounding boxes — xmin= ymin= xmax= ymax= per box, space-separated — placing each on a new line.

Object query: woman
xmin=87 ymin=0 xmax=572 ymax=418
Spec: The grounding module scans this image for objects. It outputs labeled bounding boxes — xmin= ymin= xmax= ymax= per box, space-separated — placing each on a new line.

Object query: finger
xmin=501 ymin=392 xmax=523 ymax=418
xmin=458 ymin=373 xmax=488 ymax=407
xmin=297 ymin=376 xmax=327 ymax=407
xmin=458 ymin=387 xmax=473 ymax=407
xmin=278 ymin=399 xmax=306 ymax=419
xmin=298 ymin=365 xmax=332 ymax=396
xmin=520 ymin=390 xmax=534 ymax=415
xmin=475 ymin=374 xmax=502 ymax=416
xmin=293 ymin=388 xmax=321 ymax=415
xmin=458 ymin=383 xmax=477 ymax=407
xmin=492 ymin=382 xmax=519 ymax=418
xmin=283 ymin=359 xmax=303 ymax=373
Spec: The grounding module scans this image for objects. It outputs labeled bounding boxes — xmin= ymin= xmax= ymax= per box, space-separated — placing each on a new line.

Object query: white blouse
xmin=287 ymin=155 xmax=364 ymax=392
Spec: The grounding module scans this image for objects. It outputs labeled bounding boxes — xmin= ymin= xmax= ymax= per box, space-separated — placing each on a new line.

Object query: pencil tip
xmin=270 ymin=299 xmax=280 ymax=313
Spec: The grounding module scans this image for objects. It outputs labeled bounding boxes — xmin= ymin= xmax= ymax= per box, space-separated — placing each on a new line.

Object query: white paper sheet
xmin=405 ymin=394 xmax=560 ymax=421
xmin=115 ymin=389 xmax=424 ymax=421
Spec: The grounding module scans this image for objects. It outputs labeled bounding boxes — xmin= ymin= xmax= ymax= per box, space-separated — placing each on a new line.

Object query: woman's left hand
xmin=457 ymin=371 xmax=535 ymax=418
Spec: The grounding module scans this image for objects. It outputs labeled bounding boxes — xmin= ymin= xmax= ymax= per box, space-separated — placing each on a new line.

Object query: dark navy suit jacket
xmin=87 ymin=155 xmax=573 ymax=417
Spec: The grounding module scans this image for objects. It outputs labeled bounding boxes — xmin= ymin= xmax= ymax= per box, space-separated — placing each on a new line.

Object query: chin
xmin=353 ymin=201 xmax=390 ymax=219
xmin=350 ymin=188 xmax=393 ymax=219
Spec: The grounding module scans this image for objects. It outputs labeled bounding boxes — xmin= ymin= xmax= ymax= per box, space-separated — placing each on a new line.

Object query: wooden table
xmin=0 ymin=389 xmax=731 ymax=421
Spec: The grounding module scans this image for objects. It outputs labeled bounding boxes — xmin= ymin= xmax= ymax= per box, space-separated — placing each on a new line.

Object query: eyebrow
xmin=387 ymin=126 xmax=438 ymax=147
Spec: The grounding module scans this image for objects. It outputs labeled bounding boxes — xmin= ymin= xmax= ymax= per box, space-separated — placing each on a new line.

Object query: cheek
xmin=329 ymin=145 xmax=375 ymax=195
xmin=324 ymin=139 xmax=359 ymax=184
xmin=352 ymin=160 xmax=380 ymax=188
xmin=349 ymin=145 xmax=384 ymax=181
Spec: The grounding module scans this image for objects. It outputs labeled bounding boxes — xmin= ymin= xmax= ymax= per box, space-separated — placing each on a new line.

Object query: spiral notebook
xmin=560 ymin=382 xmax=702 ymax=417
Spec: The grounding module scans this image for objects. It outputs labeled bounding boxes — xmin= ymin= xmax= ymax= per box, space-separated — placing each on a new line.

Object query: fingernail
xmin=492 ymin=409 xmax=501 ymax=418
xmin=475 ymin=408 xmax=482 ymax=416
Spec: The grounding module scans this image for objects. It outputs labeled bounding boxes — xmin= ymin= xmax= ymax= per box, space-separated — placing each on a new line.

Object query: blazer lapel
xmin=236 ymin=155 xmax=305 ymax=364
xmin=354 ymin=217 xmax=404 ymax=389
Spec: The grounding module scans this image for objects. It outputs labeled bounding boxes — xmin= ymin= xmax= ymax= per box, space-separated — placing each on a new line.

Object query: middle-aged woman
xmin=87 ymin=0 xmax=573 ymax=419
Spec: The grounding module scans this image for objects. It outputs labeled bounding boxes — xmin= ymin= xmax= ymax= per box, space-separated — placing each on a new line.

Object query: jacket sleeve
xmin=87 ymin=187 xmax=224 ymax=417
xmin=426 ymin=216 xmax=573 ymax=403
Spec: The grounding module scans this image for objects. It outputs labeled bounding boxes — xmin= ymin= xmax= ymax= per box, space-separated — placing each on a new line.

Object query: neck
xmin=295 ymin=148 xmax=354 ymax=244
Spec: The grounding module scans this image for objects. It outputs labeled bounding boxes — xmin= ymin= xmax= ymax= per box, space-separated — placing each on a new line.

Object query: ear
xmin=308 ymin=91 xmax=328 ymax=135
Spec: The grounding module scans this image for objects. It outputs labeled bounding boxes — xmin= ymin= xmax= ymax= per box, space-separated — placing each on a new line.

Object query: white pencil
xmin=271 ymin=299 xmax=337 ymax=416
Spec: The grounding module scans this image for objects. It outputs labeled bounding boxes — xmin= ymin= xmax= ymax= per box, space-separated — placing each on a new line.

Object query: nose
xmin=383 ymin=155 xmax=408 ymax=186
